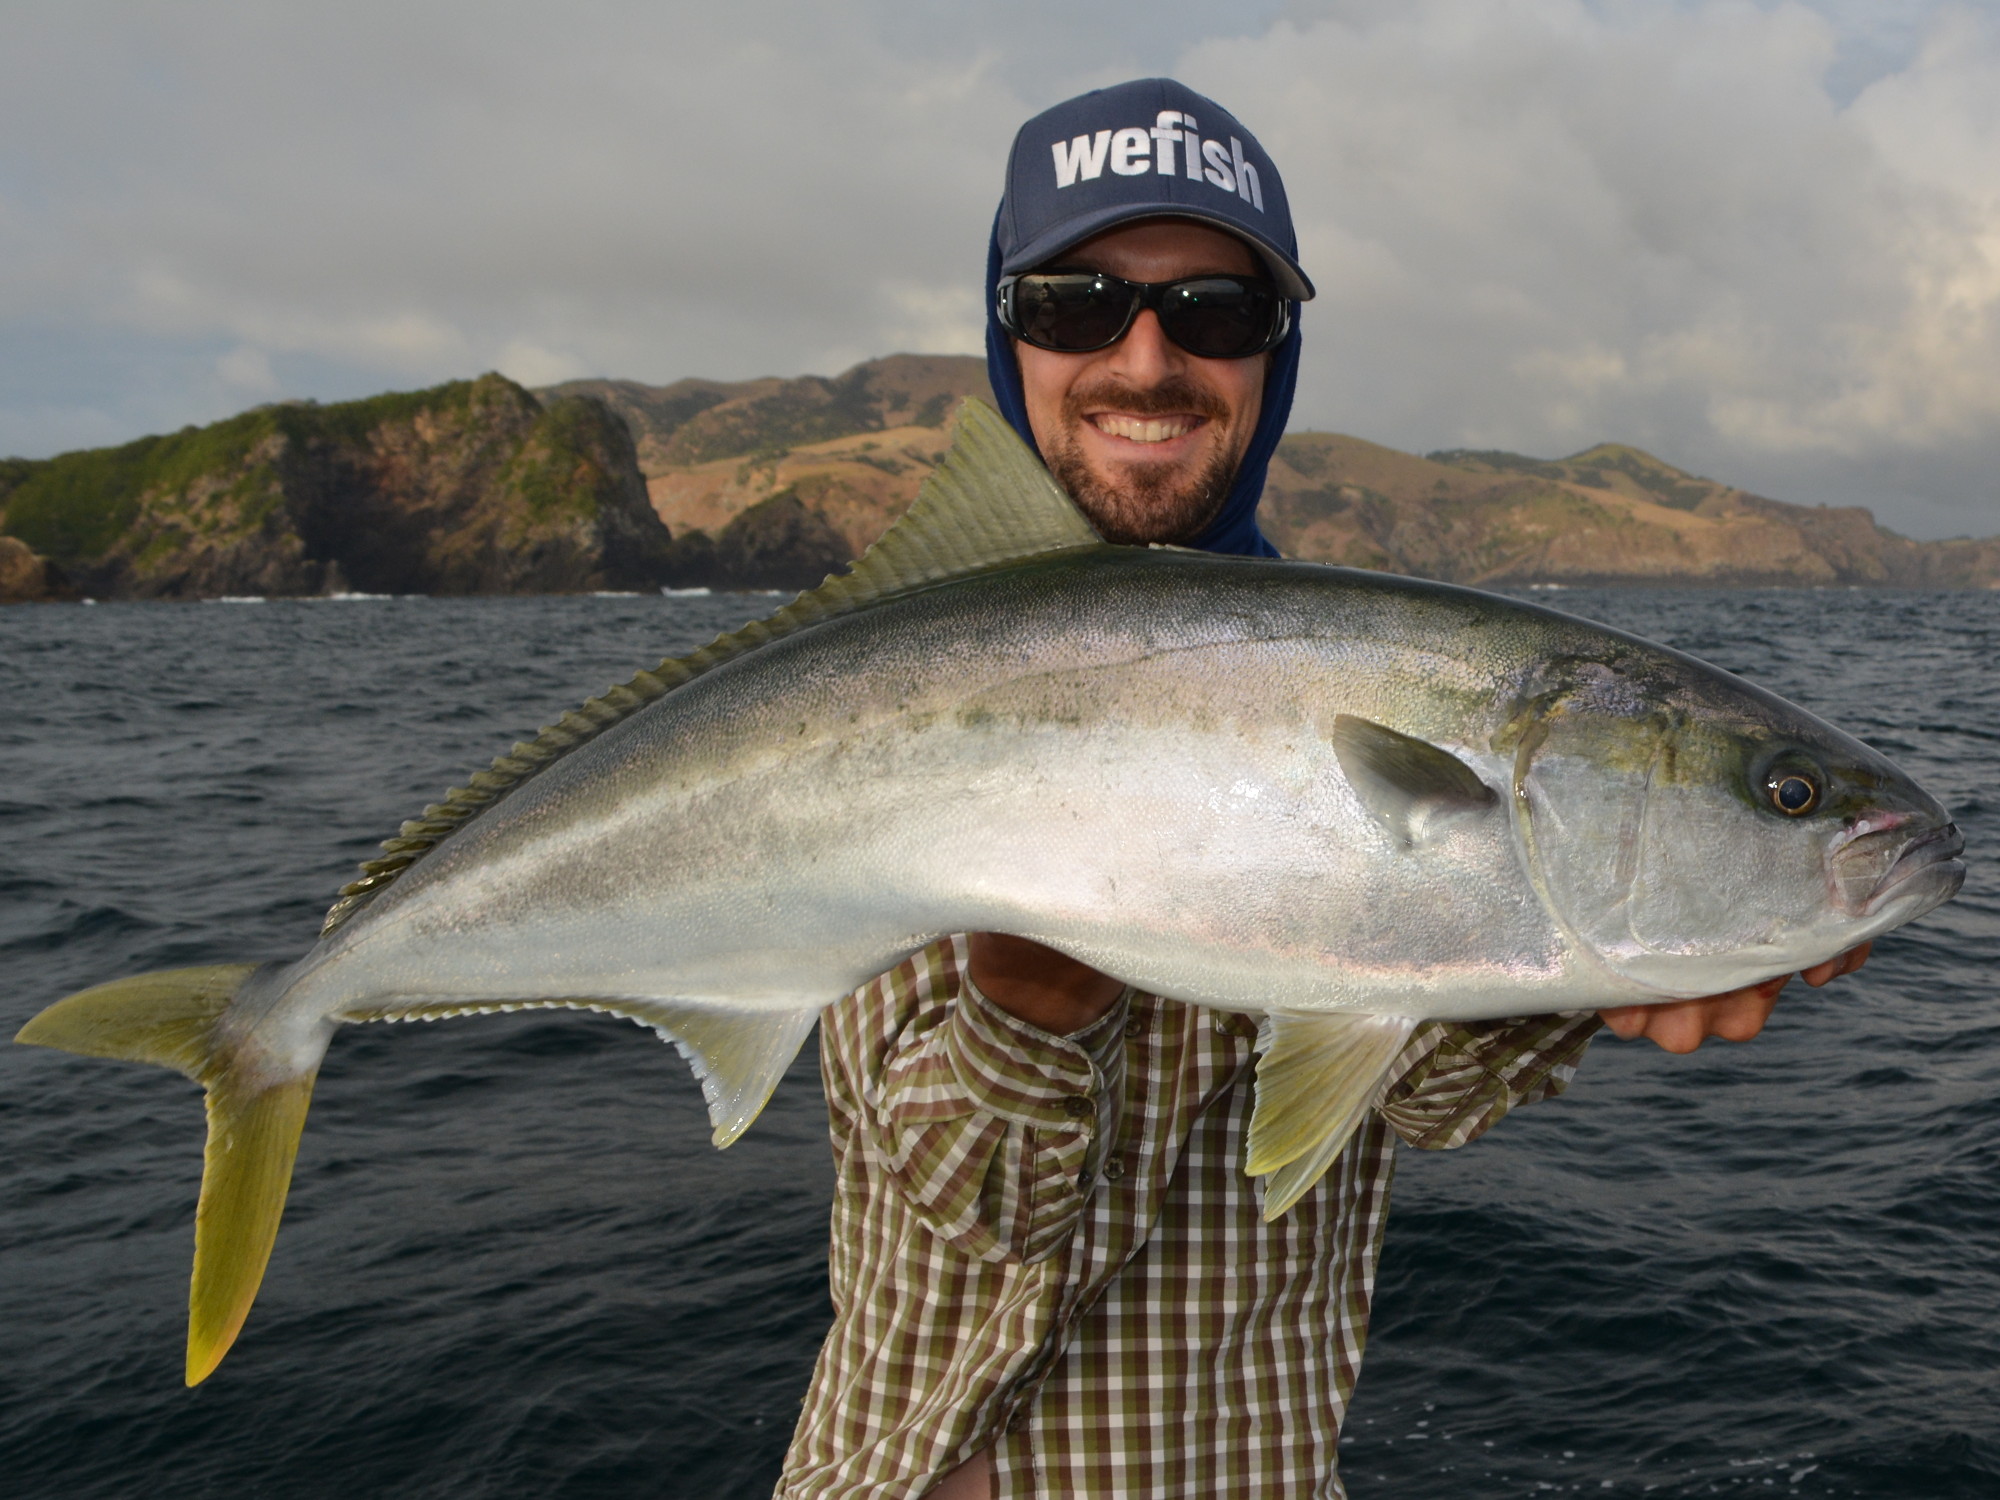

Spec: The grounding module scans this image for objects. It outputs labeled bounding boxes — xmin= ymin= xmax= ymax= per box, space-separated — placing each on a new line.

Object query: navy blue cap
xmin=997 ymin=77 xmax=1314 ymax=301
xmin=986 ymin=78 xmax=1308 ymax=559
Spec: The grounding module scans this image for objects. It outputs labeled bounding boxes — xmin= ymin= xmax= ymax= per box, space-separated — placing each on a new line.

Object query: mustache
xmin=1061 ymin=375 xmax=1231 ymax=425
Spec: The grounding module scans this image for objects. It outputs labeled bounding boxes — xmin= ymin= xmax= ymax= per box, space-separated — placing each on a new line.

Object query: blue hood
xmin=983 ymin=221 xmax=1298 ymax=559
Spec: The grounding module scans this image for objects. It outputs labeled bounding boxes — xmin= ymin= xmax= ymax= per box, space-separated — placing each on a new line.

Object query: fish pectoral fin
xmin=1247 ymin=1011 xmax=1418 ymax=1221
xmin=1329 ymin=713 xmax=1496 ymax=846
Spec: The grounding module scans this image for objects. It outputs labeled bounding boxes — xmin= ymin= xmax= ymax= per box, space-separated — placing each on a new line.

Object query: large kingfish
xmin=17 ymin=402 xmax=1964 ymax=1385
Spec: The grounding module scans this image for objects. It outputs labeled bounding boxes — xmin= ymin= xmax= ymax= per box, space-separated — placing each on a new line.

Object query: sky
xmin=3 ymin=0 xmax=1997 ymax=538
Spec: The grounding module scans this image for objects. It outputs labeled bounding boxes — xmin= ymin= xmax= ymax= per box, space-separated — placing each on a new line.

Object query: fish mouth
xmin=1863 ymin=821 xmax=1965 ymax=918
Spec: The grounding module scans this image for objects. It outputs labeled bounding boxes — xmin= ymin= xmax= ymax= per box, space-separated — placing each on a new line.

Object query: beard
xmin=1040 ymin=375 xmax=1240 ymax=545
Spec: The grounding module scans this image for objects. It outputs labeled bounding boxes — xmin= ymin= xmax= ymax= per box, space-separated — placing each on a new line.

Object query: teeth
xmin=1093 ymin=414 xmax=1196 ymax=443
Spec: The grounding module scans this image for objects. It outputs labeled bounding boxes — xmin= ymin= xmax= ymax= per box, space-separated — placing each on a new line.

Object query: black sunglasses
xmin=997 ymin=271 xmax=1290 ymax=360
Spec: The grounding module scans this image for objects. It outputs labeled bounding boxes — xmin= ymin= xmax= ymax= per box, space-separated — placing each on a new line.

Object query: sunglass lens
xmin=1159 ymin=279 xmax=1279 ymax=359
xmin=1014 ymin=275 xmax=1134 ymax=352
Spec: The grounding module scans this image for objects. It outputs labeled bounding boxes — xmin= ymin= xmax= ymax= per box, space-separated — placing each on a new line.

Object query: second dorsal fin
xmin=322 ymin=399 xmax=1099 ymax=935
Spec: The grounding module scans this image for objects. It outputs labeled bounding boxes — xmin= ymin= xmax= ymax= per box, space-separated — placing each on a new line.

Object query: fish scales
xmin=315 ymin=551 xmax=1585 ymax=1027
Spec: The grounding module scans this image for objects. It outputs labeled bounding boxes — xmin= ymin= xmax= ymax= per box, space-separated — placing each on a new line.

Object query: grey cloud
xmin=1192 ymin=0 xmax=2000 ymax=535
xmin=1 ymin=0 xmax=1996 ymax=537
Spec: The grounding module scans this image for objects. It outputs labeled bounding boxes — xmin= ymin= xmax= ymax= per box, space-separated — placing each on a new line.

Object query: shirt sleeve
xmin=823 ymin=949 xmax=1125 ymax=1266
xmin=1374 ymin=1012 xmax=1604 ymax=1151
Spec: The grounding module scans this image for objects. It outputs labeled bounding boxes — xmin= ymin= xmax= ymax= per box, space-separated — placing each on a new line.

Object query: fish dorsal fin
xmin=1246 ymin=1011 xmax=1417 ymax=1220
xmin=1329 ymin=713 xmax=1497 ymax=848
xmin=322 ymin=399 xmax=1098 ymax=935
xmin=341 ymin=995 xmax=822 ymax=1148
xmin=823 ymin=396 xmax=1102 ymax=602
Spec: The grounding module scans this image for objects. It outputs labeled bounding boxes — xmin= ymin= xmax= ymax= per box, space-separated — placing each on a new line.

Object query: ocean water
xmin=0 ymin=587 xmax=1992 ymax=1499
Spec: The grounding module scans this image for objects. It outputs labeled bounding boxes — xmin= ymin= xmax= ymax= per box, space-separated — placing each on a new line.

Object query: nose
xmin=1103 ymin=307 xmax=1180 ymax=386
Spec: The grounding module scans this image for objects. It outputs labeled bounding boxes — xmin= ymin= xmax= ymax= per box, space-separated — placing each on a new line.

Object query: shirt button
xmin=1123 ymin=1015 xmax=1144 ymax=1038
xmin=1062 ymin=1094 xmax=1094 ymax=1119
xmin=1102 ymin=1157 xmax=1126 ymax=1181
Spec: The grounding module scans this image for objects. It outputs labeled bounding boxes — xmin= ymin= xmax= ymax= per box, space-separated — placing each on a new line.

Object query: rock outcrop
xmin=0 ymin=375 xmax=672 ymax=599
xmin=0 ymin=536 xmax=79 ymax=603
xmin=547 ymin=354 xmax=991 ymax=589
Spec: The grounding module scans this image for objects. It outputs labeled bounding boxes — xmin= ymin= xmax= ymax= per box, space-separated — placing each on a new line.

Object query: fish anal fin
xmin=644 ymin=1002 xmax=822 ymax=1148
xmin=323 ymin=400 xmax=1099 ymax=937
xmin=1329 ymin=713 xmax=1496 ymax=847
xmin=1247 ymin=1011 xmax=1417 ymax=1221
xmin=343 ymin=995 xmax=820 ymax=1150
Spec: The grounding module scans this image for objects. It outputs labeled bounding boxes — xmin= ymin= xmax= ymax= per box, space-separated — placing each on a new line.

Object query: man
xmin=775 ymin=79 xmax=1867 ymax=1500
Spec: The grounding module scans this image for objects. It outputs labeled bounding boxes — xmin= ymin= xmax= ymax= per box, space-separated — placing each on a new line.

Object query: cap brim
xmin=1000 ymin=203 xmax=1315 ymax=302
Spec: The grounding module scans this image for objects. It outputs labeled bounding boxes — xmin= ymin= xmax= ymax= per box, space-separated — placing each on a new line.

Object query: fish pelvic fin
xmin=344 ymin=995 xmax=821 ymax=1149
xmin=15 ymin=963 xmax=315 ymax=1385
xmin=1247 ymin=1011 xmax=1417 ymax=1221
xmin=324 ymin=398 xmax=1100 ymax=938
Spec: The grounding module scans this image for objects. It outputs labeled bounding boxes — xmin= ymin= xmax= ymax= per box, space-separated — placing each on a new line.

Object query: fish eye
xmin=1768 ymin=771 xmax=1820 ymax=816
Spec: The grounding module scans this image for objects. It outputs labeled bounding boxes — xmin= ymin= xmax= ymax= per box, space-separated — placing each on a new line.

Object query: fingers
xmin=1597 ymin=1004 xmax=1649 ymax=1041
xmin=1706 ymin=979 xmax=1784 ymax=1043
xmin=1599 ymin=940 xmax=1872 ymax=1053
xmin=1598 ymin=975 xmax=1787 ymax=1053
xmin=1638 ymin=1001 xmax=1711 ymax=1055
xmin=1802 ymin=940 xmax=1873 ymax=987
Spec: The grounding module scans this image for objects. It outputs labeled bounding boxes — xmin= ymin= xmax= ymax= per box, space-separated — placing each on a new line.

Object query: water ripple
xmin=2 ymin=588 xmax=1994 ymax=1498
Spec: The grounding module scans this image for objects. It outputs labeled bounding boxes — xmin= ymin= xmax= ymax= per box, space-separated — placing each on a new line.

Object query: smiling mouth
xmin=1089 ymin=413 xmax=1201 ymax=444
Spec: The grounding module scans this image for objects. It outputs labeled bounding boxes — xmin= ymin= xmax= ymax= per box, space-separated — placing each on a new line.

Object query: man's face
xmin=1016 ymin=219 xmax=1269 ymax=546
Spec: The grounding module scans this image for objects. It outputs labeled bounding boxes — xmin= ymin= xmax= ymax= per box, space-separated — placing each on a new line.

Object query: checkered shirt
xmin=776 ymin=935 xmax=1601 ymax=1499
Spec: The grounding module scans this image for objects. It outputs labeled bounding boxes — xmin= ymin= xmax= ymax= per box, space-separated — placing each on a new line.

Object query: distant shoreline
xmin=6 ymin=355 xmax=1997 ymax=600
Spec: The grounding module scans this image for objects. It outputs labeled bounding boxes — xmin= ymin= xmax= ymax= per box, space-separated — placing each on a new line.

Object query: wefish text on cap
xmin=1051 ymin=110 xmax=1264 ymax=212
xmin=998 ymin=78 xmax=1313 ymax=302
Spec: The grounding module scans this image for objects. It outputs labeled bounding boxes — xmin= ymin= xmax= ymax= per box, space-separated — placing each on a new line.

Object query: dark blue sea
xmin=1 ymin=586 xmax=1994 ymax=1498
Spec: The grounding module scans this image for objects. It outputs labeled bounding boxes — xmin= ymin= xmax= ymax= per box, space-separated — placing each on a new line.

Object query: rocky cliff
xmin=0 ymin=374 xmax=672 ymax=599
xmin=8 ymin=354 xmax=1995 ymax=601
xmin=1260 ymin=436 xmax=2000 ymax=588
xmin=554 ymin=354 xmax=2000 ymax=590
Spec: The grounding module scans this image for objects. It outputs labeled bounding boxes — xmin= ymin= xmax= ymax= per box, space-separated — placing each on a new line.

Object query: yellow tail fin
xmin=15 ymin=963 xmax=315 ymax=1385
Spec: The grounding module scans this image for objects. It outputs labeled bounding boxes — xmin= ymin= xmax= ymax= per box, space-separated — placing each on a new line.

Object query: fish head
xmin=1505 ymin=643 xmax=1963 ymax=999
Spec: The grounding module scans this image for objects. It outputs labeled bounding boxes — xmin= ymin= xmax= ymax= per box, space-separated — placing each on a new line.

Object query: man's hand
xmin=1598 ymin=942 xmax=1872 ymax=1053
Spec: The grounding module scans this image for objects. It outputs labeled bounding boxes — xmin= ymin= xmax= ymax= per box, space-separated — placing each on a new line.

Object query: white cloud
xmin=0 ymin=0 xmax=1996 ymax=534
xmin=496 ymin=340 xmax=587 ymax=388
xmin=1181 ymin=0 xmax=2000 ymax=532
xmin=215 ymin=345 xmax=280 ymax=397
